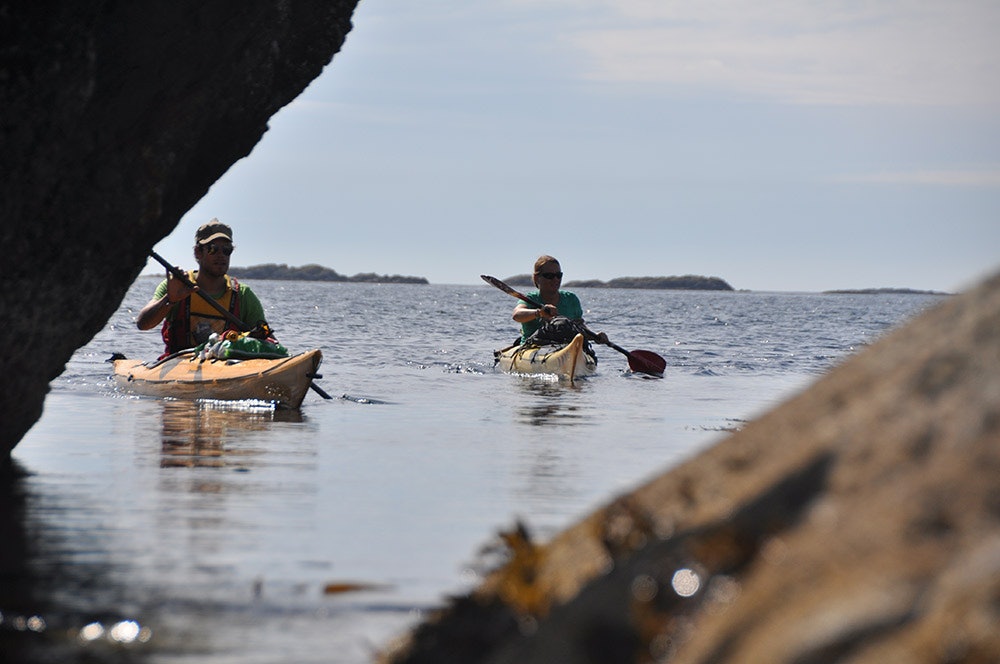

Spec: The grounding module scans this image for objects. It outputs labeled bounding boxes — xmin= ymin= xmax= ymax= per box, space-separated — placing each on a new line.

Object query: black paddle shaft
xmin=480 ymin=274 xmax=666 ymax=376
xmin=149 ymin=250 xmax=251 ymax=332
xmin=480 ymin=274 xmax=546 ymax=309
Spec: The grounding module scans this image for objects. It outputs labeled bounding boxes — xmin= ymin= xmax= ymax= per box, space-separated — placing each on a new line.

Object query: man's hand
xmin=166 ymin=269 xmax=195 ymax=303
xmin=249 ymin=322 xmax=275 ymax=340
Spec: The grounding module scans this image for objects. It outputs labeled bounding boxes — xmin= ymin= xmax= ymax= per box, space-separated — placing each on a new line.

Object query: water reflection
xmin=0 ymin=463 xmax=154 ymax=662
xmin=0 ymin=464 xmax=37 ymax=661
xmin=158 ymin=400 xmax=302 ymax=468
xmin=514 ymin=380 xmax=592 ymax=427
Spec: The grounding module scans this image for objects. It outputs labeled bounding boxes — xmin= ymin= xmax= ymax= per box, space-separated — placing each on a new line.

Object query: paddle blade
xmin=627 ymin=350 xmax=666 ymax=376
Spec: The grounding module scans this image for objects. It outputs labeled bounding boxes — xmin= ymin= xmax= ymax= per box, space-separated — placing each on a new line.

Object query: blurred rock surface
xmin=381 ymin=269 xmax=1000 ymax=663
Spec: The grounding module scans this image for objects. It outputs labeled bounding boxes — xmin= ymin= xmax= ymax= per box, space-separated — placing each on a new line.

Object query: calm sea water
xmin=5 ymin=279 xmax=945 ymax=663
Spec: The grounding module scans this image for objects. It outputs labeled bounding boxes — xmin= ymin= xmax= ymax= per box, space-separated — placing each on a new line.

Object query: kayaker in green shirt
xmin=137 ymin=220 xmax=270 ymax=357
xmin=512 ymin=255 xmax=608 ymax=345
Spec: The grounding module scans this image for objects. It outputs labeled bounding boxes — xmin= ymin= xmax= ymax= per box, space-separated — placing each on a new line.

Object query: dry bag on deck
xmin=197 ymin=333 xmax=289 ymax=360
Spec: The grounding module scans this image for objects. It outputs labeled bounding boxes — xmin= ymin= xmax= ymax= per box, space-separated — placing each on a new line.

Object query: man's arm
xmin=136 ymin=293 xmax=174 ymax=330
xmin=135 ymin=274 xmax=192 ymax=330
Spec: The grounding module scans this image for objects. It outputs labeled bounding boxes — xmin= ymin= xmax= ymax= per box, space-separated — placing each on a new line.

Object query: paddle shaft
xmin=480 ymin=274 xmax=666 ymax=376
xmin=480 ymin=275 xmax=547 ymax=309
xmin=481 ymin=274 xmax=611 ymax=342
xmin=481 ymin=276 xmax=609 ymax=345
xmin=149 ymin=250 xmax=333 ymax=399
xmin=149 ymin=250 xmax=251 ymax=332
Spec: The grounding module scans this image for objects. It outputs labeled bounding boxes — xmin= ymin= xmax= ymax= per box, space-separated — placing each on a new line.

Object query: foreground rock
xmin=381 ymin=269 xmax=1000 ymax=663
xmin=0 ymin=1 xmax=359 ymax=463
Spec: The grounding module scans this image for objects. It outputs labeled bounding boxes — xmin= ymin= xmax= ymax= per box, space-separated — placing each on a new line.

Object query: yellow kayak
xmin=112 ymin=349 xmax=323 ymax=409
xmin=494 ymin=333 xmax=596 ymax=383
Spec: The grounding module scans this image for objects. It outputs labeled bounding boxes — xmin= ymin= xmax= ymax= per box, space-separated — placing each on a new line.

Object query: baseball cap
xmin=195 ymin=219 xmax=233 ymax=245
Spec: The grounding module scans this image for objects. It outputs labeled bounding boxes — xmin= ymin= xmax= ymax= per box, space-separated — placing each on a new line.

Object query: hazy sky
xmin=154 ymin=0 xmax=1000 ymax=293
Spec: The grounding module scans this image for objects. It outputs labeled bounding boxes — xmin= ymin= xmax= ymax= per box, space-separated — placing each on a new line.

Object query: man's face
xmin=196 ymin=241 xmax=233 ymax=277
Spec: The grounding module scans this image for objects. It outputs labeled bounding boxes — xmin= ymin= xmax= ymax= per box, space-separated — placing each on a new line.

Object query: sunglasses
xmin=204 ymin=243 xmax=234 ymax=256
xmin=537 ymin=271 xmax=563 ymax=280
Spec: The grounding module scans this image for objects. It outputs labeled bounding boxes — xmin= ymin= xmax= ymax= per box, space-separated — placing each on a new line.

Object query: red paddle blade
xmin=627 ymin=350 xmax=666 ymax=376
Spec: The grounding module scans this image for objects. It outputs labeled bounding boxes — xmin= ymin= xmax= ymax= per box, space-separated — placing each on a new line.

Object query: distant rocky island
xmin=823 ymin=288 xmax=951 ymax=296
xmin=505 ymin=274 xmax=735 ymax=291
xmin=229 ymin=263 xmax=428 ymax=284
xmin=226 ymin=267 xmax=946 ymax=294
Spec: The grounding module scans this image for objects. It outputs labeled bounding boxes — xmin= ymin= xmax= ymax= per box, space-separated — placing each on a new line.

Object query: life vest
xmin=161 ymin=272 xmax=242 ymax=356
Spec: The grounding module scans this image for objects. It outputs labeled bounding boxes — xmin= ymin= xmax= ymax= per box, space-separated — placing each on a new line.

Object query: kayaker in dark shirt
xmin=512 ymin=255 xmax=608 ymax=345
xmin=136 ymin=220 xmax=269 ymax=356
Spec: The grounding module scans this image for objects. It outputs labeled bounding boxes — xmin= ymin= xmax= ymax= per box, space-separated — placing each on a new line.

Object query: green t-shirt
xmin=519 ymin=290 xmax=583 ymax=342
xmin=153 ymin=276 xmax=267 ymax=330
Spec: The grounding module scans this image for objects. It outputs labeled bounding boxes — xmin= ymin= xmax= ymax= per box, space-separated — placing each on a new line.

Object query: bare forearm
xmin=514 ymin=307 xmax=539 ymax=323
xmin=513 ymin=304 xmax=555 ymax=323
xmin=136 ymin=295 xmax=174 ymax=330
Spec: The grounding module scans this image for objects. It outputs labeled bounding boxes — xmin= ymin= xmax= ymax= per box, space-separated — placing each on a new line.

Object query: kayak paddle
xmin=148 ymin=250 xmax=333 ymax=400
xmin=480 ymin=274 xmax=666 ymax=377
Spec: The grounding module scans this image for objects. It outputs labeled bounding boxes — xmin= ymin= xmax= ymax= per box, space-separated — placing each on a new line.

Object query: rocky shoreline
xmin=505 ymin=274 xmax=735 ymax=290
xmin=229 ymin=263 xmax=428 ymax=284
xmin=823 ymin=287 xmax=952 ymax=296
